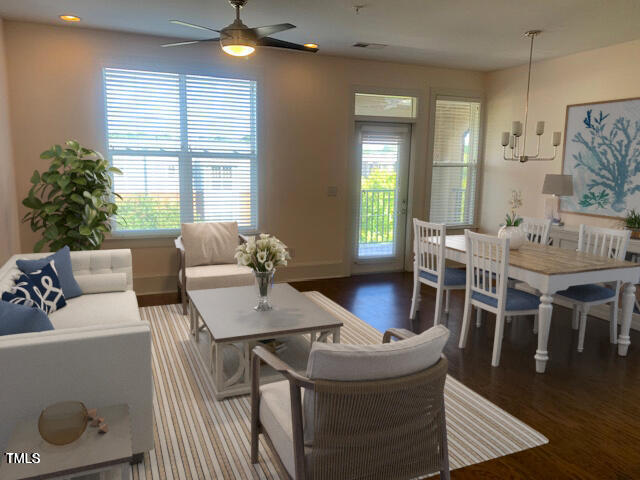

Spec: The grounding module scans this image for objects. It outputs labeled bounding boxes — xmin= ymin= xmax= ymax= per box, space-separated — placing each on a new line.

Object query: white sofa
xmin=0 ymin=249 xmax=153 ymax=460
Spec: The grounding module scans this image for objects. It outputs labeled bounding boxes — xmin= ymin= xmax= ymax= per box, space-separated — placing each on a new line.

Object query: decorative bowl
xmin=38 ymin=401 xmax=88 ymax=445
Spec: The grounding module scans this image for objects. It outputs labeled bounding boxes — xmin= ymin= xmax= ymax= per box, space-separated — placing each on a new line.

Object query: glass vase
xmin=254 ymin=270 xmax=275 ymax=311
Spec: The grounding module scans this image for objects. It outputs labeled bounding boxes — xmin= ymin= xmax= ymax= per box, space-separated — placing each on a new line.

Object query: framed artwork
xmin=560 ymin=97 xmax=640 ymax=219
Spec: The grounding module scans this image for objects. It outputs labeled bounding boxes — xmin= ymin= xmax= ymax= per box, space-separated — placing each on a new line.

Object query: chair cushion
xmin=303 ymin=325 xmax=449 ymax=445
xmin=16 ymin=246 xmax=82 ymax=299
xmin=556 ymin=284 xmax=616 ymax=303
xmin=419 ymin=267 xmax=466 ymax=286
xmin=472 ymin=287 xmax=540 ymax=311
xmin=182 ymin=222 xmax=238 ymax=267
xmin=48 ymin=290 xmax=140 ymax=329
xmin=0 ymin=300 xmax=54 ymax=336
xmin=260 ymin=380 xmax=311 ymax=478
xmin=181 ymin=264 xmax=254 ymax=291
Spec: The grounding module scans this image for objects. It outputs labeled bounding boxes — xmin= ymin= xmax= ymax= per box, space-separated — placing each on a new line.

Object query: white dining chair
xmin=521 ymin=217 xmax=552 ymax=245
xmin=555 ymin=224 xmax=631 ymax=352
xmin=507 ymin=217 xmax=553 ymax=295
xmin=459 ymin=231 xmax=541 ymax=367
xmin=410 ymin=219 xmax=466 ymax=325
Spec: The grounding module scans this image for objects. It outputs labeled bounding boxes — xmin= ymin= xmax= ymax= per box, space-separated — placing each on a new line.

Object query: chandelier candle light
xmin=501 ymin=30 xmax=561 ymax=163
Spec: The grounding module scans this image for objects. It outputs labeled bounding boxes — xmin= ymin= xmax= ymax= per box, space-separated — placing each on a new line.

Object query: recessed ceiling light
xmin=304 ymin=43 xmax=319 ymax=49
xmin=59 ymin=15 xmax=81 ymax=22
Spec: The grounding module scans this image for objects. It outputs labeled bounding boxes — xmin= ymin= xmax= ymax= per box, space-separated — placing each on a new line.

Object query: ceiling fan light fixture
xmin=222 ymin=44 xmax=255 ymax=56
xmin=164 ymin=0 xmax=314 ymax=55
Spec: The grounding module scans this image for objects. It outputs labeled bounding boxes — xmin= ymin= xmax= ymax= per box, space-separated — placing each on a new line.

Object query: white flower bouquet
xmin=235 ymin=234 xmax=290 ymax=273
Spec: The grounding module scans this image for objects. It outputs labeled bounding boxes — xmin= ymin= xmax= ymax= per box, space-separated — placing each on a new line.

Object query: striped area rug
xmin=132 ymin=292 xmax=547 ymax=479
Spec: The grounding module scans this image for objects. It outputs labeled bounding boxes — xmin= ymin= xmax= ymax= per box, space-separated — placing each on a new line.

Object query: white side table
xmin=0 ymin=404 xmax=132 ymax=480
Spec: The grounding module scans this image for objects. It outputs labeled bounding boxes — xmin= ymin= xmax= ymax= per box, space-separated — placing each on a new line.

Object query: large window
xmin=104 ymin=68 xmax=257 ymax=233
xmin=429 ymin=97 xmax=481 ymax=226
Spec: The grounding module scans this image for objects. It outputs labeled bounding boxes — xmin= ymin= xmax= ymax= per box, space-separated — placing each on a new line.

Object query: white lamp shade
xmin=542 ymin=174 xmax=573 ymax=196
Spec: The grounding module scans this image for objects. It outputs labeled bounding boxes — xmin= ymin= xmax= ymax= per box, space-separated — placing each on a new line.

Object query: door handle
xmin=400 ymin=199 xmax=408 ymax=215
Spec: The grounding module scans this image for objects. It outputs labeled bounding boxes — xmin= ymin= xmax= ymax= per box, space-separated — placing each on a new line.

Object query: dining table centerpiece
xmin=498 ymin=190 xmax=526 ymax=249
xmin=235 ymin=234 xmax=290 ymax=311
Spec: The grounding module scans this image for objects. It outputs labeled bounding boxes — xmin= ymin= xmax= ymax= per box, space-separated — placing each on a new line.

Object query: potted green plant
xmin=498 ymin=190 xmax=526 ymax=249
xmin=624 ymin=209 xmax=640 ymax=240
xmin=22 ymin=140 xmax=122 ymax=252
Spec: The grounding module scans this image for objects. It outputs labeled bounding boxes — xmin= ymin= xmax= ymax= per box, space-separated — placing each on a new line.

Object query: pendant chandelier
xmin=502 ymin=30 xmax=561 ymax=162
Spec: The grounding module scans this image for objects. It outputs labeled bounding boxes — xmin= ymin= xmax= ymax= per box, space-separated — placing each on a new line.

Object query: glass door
xmin=354 ymin=123 xmax=411 ymax=268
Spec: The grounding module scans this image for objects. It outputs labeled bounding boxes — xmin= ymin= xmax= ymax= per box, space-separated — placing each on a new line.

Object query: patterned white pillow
xmin=1 ymin=260 xmax=67 ymax=314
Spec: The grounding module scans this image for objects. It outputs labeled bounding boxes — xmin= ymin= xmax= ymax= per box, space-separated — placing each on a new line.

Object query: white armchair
xmin=175 ymin=222 xmax=254 ymax=314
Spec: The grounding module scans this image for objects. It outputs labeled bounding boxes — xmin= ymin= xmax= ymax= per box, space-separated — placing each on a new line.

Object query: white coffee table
xmin=188 ymin=284 xmax=342 ymax=399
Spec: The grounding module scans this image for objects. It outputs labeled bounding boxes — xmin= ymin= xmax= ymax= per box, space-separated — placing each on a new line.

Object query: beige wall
xmin=0 ymin=18 xmax=20 ymax=264
xmin=480 ymin=39 xmax=640 ymax=233
xmin=3 ymin=21 xmax=484 ymax=293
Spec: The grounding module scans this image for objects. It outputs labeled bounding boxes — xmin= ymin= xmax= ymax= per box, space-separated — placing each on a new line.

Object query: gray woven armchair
xmin=251 ymin=327 xmax=451 ymax=480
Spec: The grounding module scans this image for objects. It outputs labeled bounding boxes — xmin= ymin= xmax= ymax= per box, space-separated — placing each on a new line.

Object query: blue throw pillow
xmin=2 ymin=261 xmax=67 ymax=314
xmin=0 ymin=300 xmax=54 ymax=336
xmin=17 ymin=246 xmax=82 ymax=299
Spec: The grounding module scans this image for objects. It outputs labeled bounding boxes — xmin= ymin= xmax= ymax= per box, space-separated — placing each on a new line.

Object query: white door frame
xmin=344 ymin=86 xmax=427 ymax=277
xmin=351 ymin=121 xmax=412 ymax=274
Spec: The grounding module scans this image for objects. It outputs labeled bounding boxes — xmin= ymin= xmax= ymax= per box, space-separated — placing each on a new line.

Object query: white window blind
xmin=429 ymin=98 xmax=481 ymax=226
xmin=104 ymin=68 xmax=257 ymax=233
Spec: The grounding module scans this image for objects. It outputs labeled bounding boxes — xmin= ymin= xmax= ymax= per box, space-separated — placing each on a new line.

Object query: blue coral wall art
xmin=561 ymin=98 xmax=640 ymax=218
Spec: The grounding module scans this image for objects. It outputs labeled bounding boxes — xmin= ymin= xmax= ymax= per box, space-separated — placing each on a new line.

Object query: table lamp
xmin=542 ymin=174 xmax=573 ymax=225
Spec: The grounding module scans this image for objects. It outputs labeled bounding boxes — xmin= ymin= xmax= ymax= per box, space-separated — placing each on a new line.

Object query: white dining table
xmin=440 ymin=235 xmax=640 ymax=373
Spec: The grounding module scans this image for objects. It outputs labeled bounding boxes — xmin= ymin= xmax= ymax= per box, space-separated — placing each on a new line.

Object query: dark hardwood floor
xmin=290 ymin=272 xmax=640 ymax=480
xmin=138 ymin=273 xmax=640 ymax=479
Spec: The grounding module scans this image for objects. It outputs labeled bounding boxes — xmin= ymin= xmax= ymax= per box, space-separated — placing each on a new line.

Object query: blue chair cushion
xmin=17 ymin=246 xmax=82 ymax=299
xmin=472 ymin=288 xmax=540 ymax=311
xmin=2 ymin=261 xmax=67 ymax=314
xmin=419 ymin=267 xmax=466 ymax=286
xmin=556 ymin=284 xmax=616 ymax=303
xmin=0 ymin=300 xmax=53 ymax=336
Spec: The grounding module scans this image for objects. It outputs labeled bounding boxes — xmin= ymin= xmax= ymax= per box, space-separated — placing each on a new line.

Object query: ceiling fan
xmin=162 ymin=0 xmax=319 ymax=57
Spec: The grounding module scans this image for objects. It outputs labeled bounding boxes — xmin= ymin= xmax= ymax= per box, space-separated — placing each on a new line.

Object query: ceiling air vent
xmin=352 ymin=42 xmax=387 ymax=49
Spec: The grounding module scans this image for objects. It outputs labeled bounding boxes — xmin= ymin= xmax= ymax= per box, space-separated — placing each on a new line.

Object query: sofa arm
xmin=69 ymin=249 xmax=134 ymax=291
xmin=0 ymin=322 xmax=153 ymax=455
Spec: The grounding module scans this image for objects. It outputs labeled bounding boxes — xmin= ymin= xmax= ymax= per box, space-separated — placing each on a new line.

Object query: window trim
xmin=102 ymin=66 xmax=260 ymax=237
xmin=425 ymin=89 xmax=484 ymax=229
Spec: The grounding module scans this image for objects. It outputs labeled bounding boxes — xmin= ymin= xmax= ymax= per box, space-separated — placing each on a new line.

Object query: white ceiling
xmin=1 ymin=0 xmax=640 ymax=71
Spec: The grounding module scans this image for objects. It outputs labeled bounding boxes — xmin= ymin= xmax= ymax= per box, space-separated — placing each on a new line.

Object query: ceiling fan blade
xmin=252 ymin=23 xmax=295 ymax=39
xmin=161 ymin=38 xmax=220 ymax=48
xmin=170 ymin=20 xmax=219 ymax=33
xmin=258 ymin=37 xmax=318 ymax=52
